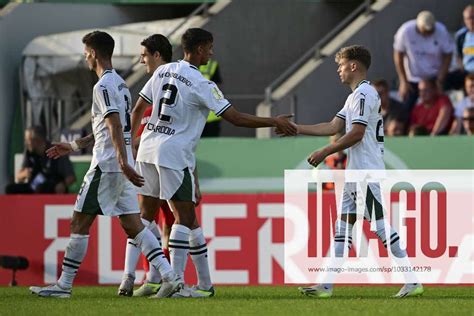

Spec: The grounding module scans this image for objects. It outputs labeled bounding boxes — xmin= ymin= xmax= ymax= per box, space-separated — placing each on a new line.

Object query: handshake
xmin=274 ymin=114 xmax=298 ymax=137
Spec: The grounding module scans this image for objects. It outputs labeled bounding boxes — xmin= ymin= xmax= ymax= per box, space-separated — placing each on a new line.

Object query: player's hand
xmin=194 ymin=184 xmax=202 ymax=207
xmin=398 ymin=80 xmax=413 ymax=102
xmin=275 ymin=121 xmax=298 ymax=137
xmin=46 ymin=142 xmax=73 ymax=159
xmin=274 ymin=114 xmax=297 ymax=136
xmin=121 ymin=164 xmax=145 ymax=187
xmin=307 ymin=149 xmax=327 ymax=167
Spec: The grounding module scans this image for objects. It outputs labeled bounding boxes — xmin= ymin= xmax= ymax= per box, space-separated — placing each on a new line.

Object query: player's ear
xmin=91 ymin=48 xmax=97 ymax=59
xmin=197 ymin=45 xmax=203 ymax=55
xmin=350 ymin=61 xmax=358 ymax=72
xmin=153 ymin=51 xmax=161 ymax=60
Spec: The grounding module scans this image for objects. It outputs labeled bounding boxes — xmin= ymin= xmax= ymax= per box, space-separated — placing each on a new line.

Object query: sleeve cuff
xmin=139 ymin=92 xmax=153 ymax=104
xmin=215 ymin=103 xmax=232 ymax=116
xmin=103 ymin=109 xmax=119 ymax=117
xmin=352 ymin=119 xmax=368 ymax=126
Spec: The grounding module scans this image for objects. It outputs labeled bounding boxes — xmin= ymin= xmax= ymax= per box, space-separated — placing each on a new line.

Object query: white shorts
xmin=135 ymin=161 xmax=195 ymax=202
xmin=74 ymin=167 xmax=139 ymax=216
xmin=340 ymin=182 xmax=384 ymax=220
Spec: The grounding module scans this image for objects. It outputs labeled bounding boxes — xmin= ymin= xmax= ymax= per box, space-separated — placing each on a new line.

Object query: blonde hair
xmin=335 ymin=45 xmax=371 ymax=70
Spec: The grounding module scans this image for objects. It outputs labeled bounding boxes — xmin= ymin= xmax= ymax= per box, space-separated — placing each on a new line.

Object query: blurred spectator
xmin=372 ymin=79 xmax=408 ymax=124
xmin=461 ymin=107 xmax=474 ymax=135
xmin=450 ymin=73 xmax=474 ymax=134
xmin=200 ymin=58 xmax=223 ymax=137
xmin=409 ymin=78 xmax=453 ymax=136
xmin=393 ymin=10 xmax=455 ymax=112
xmin=385 ymin=115 xmax=407 ymax=136
xmin=409 ymin=124 xmax=430 ymax=136
xmin=455 ymin=5 xmax=474 ymax=75
xmin=5 ymin=126 xmax=76 ymax=194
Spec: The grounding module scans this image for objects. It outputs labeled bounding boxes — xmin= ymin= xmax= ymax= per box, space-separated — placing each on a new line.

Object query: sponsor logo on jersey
xmin=158 ymin=72 xmax=193 ymax=87
xmin=212 ymin=87 xmax=224 ymax=100
xmin=118 ymin=83 xmax=128 ymax=91
xmin=146 ymin=122 xmax=175 ymax=136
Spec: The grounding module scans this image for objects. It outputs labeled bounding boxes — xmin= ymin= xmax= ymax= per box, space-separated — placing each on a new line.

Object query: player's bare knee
xmin=341 ymin=214 xmax=357 ymax=225
xmin=119 ymin=214 xmax=144 ymax=238
xmin=70 ymin=216 xmax=92 ymax=235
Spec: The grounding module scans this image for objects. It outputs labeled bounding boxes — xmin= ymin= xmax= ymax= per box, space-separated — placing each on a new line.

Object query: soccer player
xmin=280 ymin=45 xmax=423 ymax=298
xmin=29 ymin=31 xmax=182 ymax=299
xmin=132 ymin=28 xmax=296 ymax=298
xmin=118 ymin=34 xmax=181 ymax=297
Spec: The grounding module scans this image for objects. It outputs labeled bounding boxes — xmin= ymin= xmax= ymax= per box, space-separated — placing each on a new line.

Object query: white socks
xmin=58 ymin=234 xmax=89 ymax=289
xmin=124 ymin=238 xmax=140 ymax=279
xmin=123 ymin=219 xmax=164 ymax=283
xmin=375 ymin=219 xmax=406 ymax=258
xmin=134 ymin=227 xmax=174 ymax=282
xmin=169 ymin=224 xmax=190 ymax=281
xmin=146 ymin=220 xmax=163 ymax=283
xmin=189 ymin=227 xmax=212 ymax=289
xmin=334 ymin=219 xmax=353 ymax=257
xmin=323 ymin=220 xmax=353 ymax=290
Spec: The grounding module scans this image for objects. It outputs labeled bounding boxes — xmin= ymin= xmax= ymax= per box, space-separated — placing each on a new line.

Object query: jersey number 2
xmin=376 ymin=119 xmax=384 ymax=142
xmin=158 ymin=84 xmax=178 ymax=123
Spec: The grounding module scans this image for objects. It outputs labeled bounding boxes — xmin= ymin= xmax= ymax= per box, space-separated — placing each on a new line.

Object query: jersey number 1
xmin=123 ymin=95 xmax=131 ymax=132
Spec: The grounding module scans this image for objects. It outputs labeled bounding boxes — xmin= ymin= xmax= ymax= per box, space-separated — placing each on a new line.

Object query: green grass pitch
xmin=0 ymin=286 xmax=472 ymax=316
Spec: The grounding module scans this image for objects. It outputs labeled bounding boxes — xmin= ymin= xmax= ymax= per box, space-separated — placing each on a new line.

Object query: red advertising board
xmin=0 ymin=194 xmax=286 ymax=286
xmin=0 ymin=191 xmax=472 ymax=286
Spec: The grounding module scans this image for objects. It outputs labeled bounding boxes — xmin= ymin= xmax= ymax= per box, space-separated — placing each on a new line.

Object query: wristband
xmin=69 ymin=141 xmax=79 ymax=152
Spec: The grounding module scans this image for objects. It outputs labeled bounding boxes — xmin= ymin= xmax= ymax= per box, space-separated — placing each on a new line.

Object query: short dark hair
xmin=82 ymin=31 xmax=114 ymax=59
xmin=335 ymin=45 xmax=371 ymax=70
xmin=409 ymin=124 xmax=429 ymax=136
xmin=181 ymin=28 xmax=213 ymax=53
xmin=141 ymin=34 xmax=172 ymax=63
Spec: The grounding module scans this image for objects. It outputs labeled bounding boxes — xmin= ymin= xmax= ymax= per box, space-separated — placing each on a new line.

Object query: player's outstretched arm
xmin=307 ymin=124 xmax=365 ymax=167
xmin=221 ymin=106 xmax=297 ymax=136
xmin=290 ymin=116 xmax=345 ymax=137
xmin=46 ymin=133 xmax=95 ymax=159
xmin=105 ymin=113 xmax=144 ymax=187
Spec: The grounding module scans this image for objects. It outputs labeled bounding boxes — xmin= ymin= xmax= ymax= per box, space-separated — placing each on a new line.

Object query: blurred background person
xmin=372 ymin=79 xmax=408 ymax=124
xmin=385 ymin=115 xmax=407 ymax=136
xmin=5 ymin=126 xmax=75 ymax=194
xmin=461 ymin=107 xmax=474 ymax=135
xmin=393 ymin=10 xmax=455 ymax=112
xmin=450 ymin=73 xmax=474 ymax=134
xmin=408 ymin=124 xmax=430 ymax=136
xmin=409 ymin=78 xmax=453 ymax=136
xmin=454 ymin=5 xmax=474 ymax=82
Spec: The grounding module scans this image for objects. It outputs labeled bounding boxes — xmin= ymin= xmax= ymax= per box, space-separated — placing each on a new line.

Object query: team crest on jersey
xmin=212 ymin=87 xmax=224 ymax=100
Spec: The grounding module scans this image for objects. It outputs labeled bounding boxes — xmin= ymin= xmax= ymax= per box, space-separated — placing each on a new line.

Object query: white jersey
xmin=90 ymin=69 xmax=133 ymax=172
xmin=137 ymin=60 xmax=231 ymax=170
xmin=336 ymin=80 xmax=384 ymax=170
